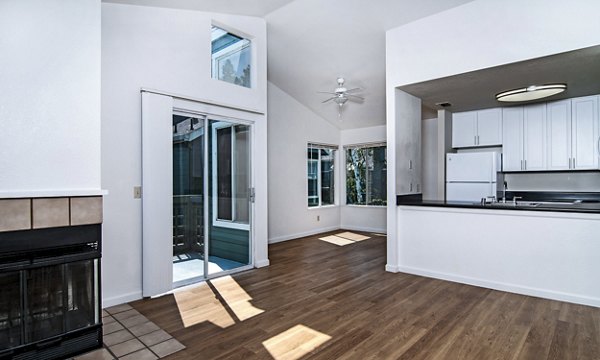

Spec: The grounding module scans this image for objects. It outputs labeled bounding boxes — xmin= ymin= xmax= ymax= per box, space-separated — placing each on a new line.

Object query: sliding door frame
xmin=172 ymin=107 xmax=255 ymax=283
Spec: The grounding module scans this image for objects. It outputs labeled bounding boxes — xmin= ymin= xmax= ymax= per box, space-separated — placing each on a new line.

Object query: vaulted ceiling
xmin=104 ymin=0 xmax=474 ymax=129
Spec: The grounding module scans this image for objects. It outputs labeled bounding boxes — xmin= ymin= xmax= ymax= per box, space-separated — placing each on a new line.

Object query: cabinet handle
xmin=410 ymin=183 xmax=413 ymax=192
xmin=597 ymin=136 xmax=600 ymax=156
xmin=416 ymin=184 xmax=420 ymax=192
xmin=569 ymin=158 xmax=572 ymax=169
xmin=520 ymin=160 xmax=523 ymax=171
xmin=524 ymin=159 xmax=527 ymax=170
xmin=474 ymin=135 xmax=477 ymax=146
xmin=409 ymin=160 xmax=412 ymax=170
xmin=573 ymin=157 xmax=576 ymax=169
xmin=477 ymin=135 xmax=480 ymax=145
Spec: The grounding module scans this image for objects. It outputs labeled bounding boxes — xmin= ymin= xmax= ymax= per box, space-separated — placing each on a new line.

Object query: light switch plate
xmin=134 ymin=186 xmax=142 ymax=199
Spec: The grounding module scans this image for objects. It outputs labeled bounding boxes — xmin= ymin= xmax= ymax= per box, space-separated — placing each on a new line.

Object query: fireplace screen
xmin=0 ymin=225 xmax=102 ymax=359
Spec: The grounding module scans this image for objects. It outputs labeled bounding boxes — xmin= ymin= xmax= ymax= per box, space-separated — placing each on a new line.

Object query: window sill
xmin=344 ymin=204 xmax=387 ymax=208
xmin=307 ymin=205 xmax=338 ymax=210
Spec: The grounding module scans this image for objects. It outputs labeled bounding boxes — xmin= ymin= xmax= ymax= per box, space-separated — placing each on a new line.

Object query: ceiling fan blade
xmin=322 ymin=97 xmax=335 ymax=103
xmin=345 ymin=88 xmax=361 ymax=93
xmin=347 ymin=94 xmax=364 ymax=100
xmin=317 ymin=91 xmax=337 ymax=95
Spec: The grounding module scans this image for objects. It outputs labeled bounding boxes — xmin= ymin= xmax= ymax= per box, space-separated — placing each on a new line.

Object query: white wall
xmin=340 ymin=126 xmax=387 ymax=233
xmin=101 ymin=3 xmax=267 ymax=306
xmin=267 ymin=82 xmax=341 ymax=243
xmin=387 ymin=0 xmax=600 ymax=88
xmin=0 ymin=0 xmax=101 ymax=193
xmin=505 ymin=172 xmax=600 ymax=192
xmin=385 ymin=0 xmax=600 ymax=272
xmin=421 ymin=118 xmax=438 ymax=200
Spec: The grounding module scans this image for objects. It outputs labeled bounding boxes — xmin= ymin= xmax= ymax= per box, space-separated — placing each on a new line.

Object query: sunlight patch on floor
xmin=319 ymin=231 xmax=371 ymax=246
xmin=211 ymin=275 xmax=265 ymax=321
xmin=173 ymin=276 xmax=263 ymax=328
xmin=262 ymin=324 xmax=332 ymax=360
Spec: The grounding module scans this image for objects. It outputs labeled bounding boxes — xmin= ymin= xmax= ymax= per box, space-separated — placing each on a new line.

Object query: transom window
xmin=307 ymin=143 xmax=337 ymax=207
xmin=211 ymin=26 xmax=251 ymax=88
xmin=345 ymin=144 xmax=387 ymax=206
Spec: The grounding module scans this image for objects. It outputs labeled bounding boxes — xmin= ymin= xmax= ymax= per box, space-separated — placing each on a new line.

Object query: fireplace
xmin=0 ymin=225 xmax=102 ymax=360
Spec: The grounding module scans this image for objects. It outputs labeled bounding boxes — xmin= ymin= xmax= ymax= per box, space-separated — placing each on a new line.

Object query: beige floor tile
xmin=103 ymin=315 xmax=117 ymax=325
xmin=138 ymin=330 xmax=172 ymax=347
xmin=149 ymin=339 xmax=185 ymax=358
xmin=103 ymin=321 xmax=124 ymax=335
xmin=113 ymin=309 xmax=141 ymax=322
xmin=109 ymin=338 xmax=145 ymax=358
xmin=128 ymin=321 xmax=160 ymax=337
xmin=74 ymin=347 xmax=115 ymax=360
xmin=120 ymin=314 xmax=149 ymax=328
xmin=103 ymin=329 xmax=134 ymax=347
xmin=105 ymin=303 xmax=133 ymax=315
xmin=119 ymin=348 xmax=158 ymax=360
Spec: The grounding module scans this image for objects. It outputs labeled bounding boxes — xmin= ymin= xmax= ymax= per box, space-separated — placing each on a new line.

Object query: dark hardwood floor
xmin=131 ymin=230 xmax=600 ymax=359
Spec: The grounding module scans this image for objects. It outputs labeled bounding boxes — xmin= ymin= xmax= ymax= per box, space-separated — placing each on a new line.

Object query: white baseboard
xmin=385 ymin=264 xmax=399 ymax=273
xmin=268 ymin=226 xmax=340 ymax=244
xmin=255 ymin=259 xmax=270 ymax=268
xmin=102 ymin=291 xmax=143 ymax=308
xmin=398 ymin=265 xmax=600 ymax=308
xmin=340 ymin=225 xmax=386 ymax=234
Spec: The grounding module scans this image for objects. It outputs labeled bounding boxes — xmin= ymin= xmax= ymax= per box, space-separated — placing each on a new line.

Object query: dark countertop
xmin=397 ymin=192 xmax=600 ymax=214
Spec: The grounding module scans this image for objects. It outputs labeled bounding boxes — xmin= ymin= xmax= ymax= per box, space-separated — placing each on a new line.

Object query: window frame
xmin=211 ymin=121 xmax=251 ymax=231
xmin=343 ymin=142 xmax=387 ymax=207
xmin=307 ymin=143 xmax=339 ymax=209
xmin=210 ymin=24 xmax=253 ymax=89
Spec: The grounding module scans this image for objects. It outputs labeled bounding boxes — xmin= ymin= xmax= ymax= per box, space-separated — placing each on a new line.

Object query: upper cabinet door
xmin=523 ymin=103 xmax=546 ymax=171
xmin=452 ymin=111 xmax=477 ymax=148
xmin=502 ymin=107 xmax=523 ymax=172
xmin=571 ymin=96 xmax=599 ymax=170
xmin=477 ymin=108 xmax=502 ymax=146
xmin=546 ymin=99 xmax=571 ymax=170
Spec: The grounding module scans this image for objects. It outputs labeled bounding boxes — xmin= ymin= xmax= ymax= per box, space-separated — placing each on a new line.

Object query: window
xmin=211 ymin=26 xmax=251 ymax=88
xmin=345 ymin=144 xmax=387 ymax=206
xmin=213 ymin=123 xmax=250 ymax=229
xmin=307 ymin=143 xmax=337 ymax=207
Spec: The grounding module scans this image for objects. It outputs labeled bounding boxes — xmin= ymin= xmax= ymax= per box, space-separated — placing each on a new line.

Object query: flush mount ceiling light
xmin=496 ymin=84 xmax=566 ymax=102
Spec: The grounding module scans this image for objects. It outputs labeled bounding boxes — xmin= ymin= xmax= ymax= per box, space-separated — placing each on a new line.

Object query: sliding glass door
xmin=172 ymin=114 xmax=252 ymax=287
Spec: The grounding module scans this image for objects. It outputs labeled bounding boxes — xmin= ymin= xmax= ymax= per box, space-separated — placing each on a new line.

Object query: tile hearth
xmin=74 ymin=304 xmax=185 ymax=360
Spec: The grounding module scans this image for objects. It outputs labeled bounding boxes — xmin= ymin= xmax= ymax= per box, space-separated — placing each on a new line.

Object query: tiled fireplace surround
xmin=0 ymin=196 xmax=186 ymax=359
xmin=0 ymin=196 xmax=103 ymax=232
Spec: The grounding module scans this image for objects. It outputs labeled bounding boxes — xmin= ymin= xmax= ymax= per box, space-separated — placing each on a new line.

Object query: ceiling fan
xmin=318 ymin=77 xmax=364 ymax=117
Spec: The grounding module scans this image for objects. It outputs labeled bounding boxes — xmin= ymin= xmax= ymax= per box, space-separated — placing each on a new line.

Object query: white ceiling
xmin=103 ymin=0 xmax=297 ymax=17
xmin=104 ymin=0 xmax=474 ymax=129
xmin=265 ymin=0 xmax=474 ymax=129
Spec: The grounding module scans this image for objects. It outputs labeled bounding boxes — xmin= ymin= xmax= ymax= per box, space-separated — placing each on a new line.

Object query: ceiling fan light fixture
xmin=496 ymin=84 xmax=566 ymax=102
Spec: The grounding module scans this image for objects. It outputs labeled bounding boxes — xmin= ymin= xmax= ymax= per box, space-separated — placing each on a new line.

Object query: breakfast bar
xmin=391 ymin=193 xmax=600 ymax=307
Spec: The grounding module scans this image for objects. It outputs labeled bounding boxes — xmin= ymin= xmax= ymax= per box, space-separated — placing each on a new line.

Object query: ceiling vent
xmin=435 ymin=102 xmax=452 ymax=108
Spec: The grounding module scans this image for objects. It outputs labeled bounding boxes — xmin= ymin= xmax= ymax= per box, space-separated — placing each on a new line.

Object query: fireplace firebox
xmin=0 ymin=225 xmax=102 ymax=360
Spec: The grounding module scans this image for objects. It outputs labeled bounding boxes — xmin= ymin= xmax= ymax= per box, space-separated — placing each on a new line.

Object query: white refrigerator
xmin=446 ymin=152 xmax=502 ymax=202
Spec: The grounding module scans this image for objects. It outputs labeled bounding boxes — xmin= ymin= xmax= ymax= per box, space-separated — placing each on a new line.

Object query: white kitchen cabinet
xmin=501 ymin=107 xmax=523 ymax=172
xmin=546 ymin=96 xmax=599 ymax=171
xmin=547 ymin=99 xmax=572 ymax=170
xmin=571 ymin=96 xmax=599 ymax=170
xmin=452 ymin=108 xmax=502 ymax=148
xmin=452 ymin=111 xmax=477 ymax=148
xmin=523 ymin=103 xmax=547 ymax=171
xmin=501 ymin=104 xmax=546 ymax=172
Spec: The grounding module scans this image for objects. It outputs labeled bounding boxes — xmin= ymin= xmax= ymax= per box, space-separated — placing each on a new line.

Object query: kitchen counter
xmin=390 ymin=192 xmax=600 ymax=308
xmin=396 ymin=192 xmax=600 ymax=214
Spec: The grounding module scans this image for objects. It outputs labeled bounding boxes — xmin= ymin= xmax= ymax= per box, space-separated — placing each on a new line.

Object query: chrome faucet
xmin=502 ymin=181 xmax=508 ymax=203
